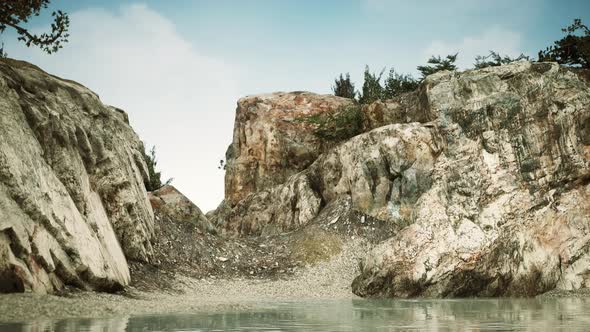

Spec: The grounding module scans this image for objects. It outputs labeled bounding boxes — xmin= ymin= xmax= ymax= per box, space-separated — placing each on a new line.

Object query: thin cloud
xmin=423 ymin=27 xmax=524 ymax=69
xmin=7 ymin=4 xmax=240 ymax=211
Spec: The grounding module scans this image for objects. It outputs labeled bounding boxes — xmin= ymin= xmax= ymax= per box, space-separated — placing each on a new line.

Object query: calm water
xmin=2 ymin=298 xmax=590 ymax=331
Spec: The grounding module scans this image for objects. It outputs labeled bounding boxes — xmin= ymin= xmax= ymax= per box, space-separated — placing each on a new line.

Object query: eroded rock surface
xmin=352 ymin=61 xmax=590 ymax=297
xmin=148 ymin=185 xmax=214 ymax=234
xmin=224 ymin=92 xmax=354 ymax=205
xmin=219 ymin=123 xmax=441 ymax=236
xmin=217 ymin=61 xmax=590 ymax=297
xmin=0 ymin=59 xmax=154 ymax=293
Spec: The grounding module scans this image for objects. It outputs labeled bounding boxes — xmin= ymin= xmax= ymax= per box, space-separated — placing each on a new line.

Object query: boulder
xmin=0 ymin=59 xmax=153 ymax=293
xmin=148 ymin=185 xmax=214 ymax=233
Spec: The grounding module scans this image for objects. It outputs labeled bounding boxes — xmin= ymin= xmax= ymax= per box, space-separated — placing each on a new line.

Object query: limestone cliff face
xmin=352 ymin=62 xmax=590 ymax=297
xmin=218 ymin=61 xmax=590 ymax=296
xmin=219 ymin=123 xmax=441 ymax=235
xmin=0 ymin=59 xmax=154 ymax=293
xmin=224 ymin=92 xmax=354 ymax=205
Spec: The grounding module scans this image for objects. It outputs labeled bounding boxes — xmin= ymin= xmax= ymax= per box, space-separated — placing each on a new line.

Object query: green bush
xmin=358 ymin=66 xmax=385 ymax=104
xmin=383 ymin=68 xmax=419 ymax=98
xmin=474 ymin=51 xmax=529 ymax=69
xmin=332 ymin=73 xmax=356 ymax=99
xmin=297 ymin=105 xmax=364 ymax=142
xmin=143 ymin=145 xmax=173 ymax=191
xmin=417 ymin=54 xmax=458 ymax=79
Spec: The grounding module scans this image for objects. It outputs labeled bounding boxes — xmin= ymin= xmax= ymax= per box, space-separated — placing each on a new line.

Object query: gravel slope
xmin=0 ymin=239 xmax=367 ymax=323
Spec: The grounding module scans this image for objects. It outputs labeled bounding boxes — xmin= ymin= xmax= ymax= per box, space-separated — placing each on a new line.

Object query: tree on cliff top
xmin=143 ymin=145 xmax=173 ymax=191
xmin=383 ymin=68 xmax=419 ymax=98
xmin=332 ymin=73 xmax=356 ymax=99
xmin=474 ymin=51 xmax=530 ymax=69
xmin=417 ymin=54 xmax=458 ymax=79
xmin=0 ymin=0 xmax=70 ymax=55
xmin=358 ymin=66 xmax=385 ymax=104
xmin=538 ymin=19 xmax=590 ymax=68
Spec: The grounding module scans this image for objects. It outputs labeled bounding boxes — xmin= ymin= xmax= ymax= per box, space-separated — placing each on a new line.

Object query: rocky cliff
xmin=224 ymin=92 xmax=354 ymax=205
xmin=0 ymin=59 xmax=154 ymax=293
xmin=216 ymin=61 xmax=590 ymax=297
xmin=351 ymin=62 xmax=590 ymax=297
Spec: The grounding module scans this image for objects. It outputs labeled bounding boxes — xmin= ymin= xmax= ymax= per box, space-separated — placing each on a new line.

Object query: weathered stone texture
xmin=352 ymin=61 xmax=590 ymax=297
xmin=224 ymin=92 xmax=354 ymax=205
xmin=0 ymin=59 xmax=154 ymax=293
xmin=217 ymin=61 xmax=590 ymax=297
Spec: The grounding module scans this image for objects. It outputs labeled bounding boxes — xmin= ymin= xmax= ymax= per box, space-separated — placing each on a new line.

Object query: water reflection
xmin=3 ymin=298 xmax=590 ymax=331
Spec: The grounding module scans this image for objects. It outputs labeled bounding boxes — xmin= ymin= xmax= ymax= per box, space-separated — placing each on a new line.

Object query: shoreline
xmin=0 ymin=239 xmax=365 ymax=323
xmin=1 ymin=236 xmax=589 ymax=324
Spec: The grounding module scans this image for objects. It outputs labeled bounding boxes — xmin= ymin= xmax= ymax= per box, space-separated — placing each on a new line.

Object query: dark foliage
xmin=218 ymin=159 xmax=226 ymax=171
xmin=0 ymin=0 xmax=69 ymax=54
xmin=383 ymin=68 xmax=419 ymax=98
xmin=298 ymin=105 xmax=364 ymax=141
xmin=474 ymin=51 xmax=530 ymax=69
xmin=417 ymin=54 xmax=458 ymax=79
xmin=332 ymin=72 xmax=356 ymax=99
xmin=143 ymin=145 xmax=172 ymax=191
xmin=358 ymin=66 xmax=385 ymax=104
xmin=538 ymin=19 xmax=590 ymax=68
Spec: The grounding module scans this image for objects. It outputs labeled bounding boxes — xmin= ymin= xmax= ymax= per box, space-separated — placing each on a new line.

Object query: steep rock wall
xmin=0 ymin=59 xmax=154 ymax=293
xmin=224 ymin=92 xmax=354 ymax=205
xmin=352 ymin=61 xmax=590 ymax=297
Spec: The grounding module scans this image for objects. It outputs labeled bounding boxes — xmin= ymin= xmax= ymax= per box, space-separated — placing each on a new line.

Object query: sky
xmin=2 ymin=0 xmax=589 ymax=211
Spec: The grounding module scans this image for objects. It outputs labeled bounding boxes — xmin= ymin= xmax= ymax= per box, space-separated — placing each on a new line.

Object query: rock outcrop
xmin=217 ymin=61 xmax=590 ymax=297
xmin=219 ymin=123 xmax=441 ymax=236
xmin=224 ymin=92 xmax=354 ymax=205
xmin=148 ymin=185 xmax=214 ymax=234
xmin=352 ymin=61 xmax=590 ymax=297
xmin=0 ymin=59 xmax=154 ymax=293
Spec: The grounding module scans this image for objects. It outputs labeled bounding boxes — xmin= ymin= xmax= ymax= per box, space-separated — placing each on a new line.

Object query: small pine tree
xmin=538 ymin=19 xmax=590 ymax=68
xmin=358 ymin=65 xmax=385 ymax=104
xmin=417 ymin=54 xmax=458 ymax=79
xmin=383 ymin=68 xmax=419 ymax=98
xmin=143 ymin=145 xmax=172 ymax=191
xmin=332 ymin=73 xmax=356 ymax=99
xmin=474 ymin=51 xmax=529 ymax=69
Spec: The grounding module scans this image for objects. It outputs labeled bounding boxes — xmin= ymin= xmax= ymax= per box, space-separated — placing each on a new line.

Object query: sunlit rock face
xmin=218 ymin=61 xmax=590 ymax=296
xmin=219 ymin=123 xmax=441 ymax=236
xmin=224 ymin=92 xmax=354 ymax=206
xmin=0 ymin=59 xmax=154 ymax=293
xmin=352 ymin=62 xmax=590 ymax=297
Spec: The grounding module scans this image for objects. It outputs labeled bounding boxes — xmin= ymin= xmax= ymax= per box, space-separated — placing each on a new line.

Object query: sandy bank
xmin=0 ymin=240 xmax=366 ymax=323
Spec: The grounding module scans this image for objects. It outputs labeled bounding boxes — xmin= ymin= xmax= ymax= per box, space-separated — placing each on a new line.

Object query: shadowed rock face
xmin=0 ymin=59 xmax=154 ymax=293
xmin=217 ymin=61 xmax=590 ymax=297
xmin=148 ymin=185 xmax=215 ymax=234
xmin=224 ymin=92 xmax=355 ymax=206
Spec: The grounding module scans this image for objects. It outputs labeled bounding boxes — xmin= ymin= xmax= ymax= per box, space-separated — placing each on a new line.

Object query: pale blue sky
xmin=3 ymin=1 xmax=589 ymax=210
